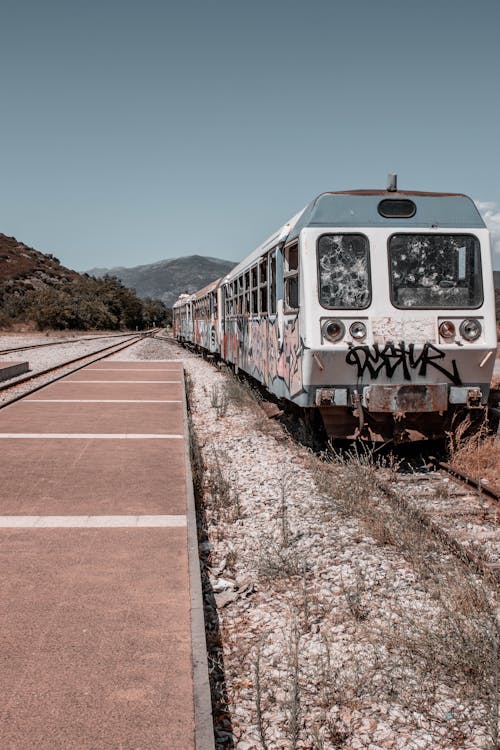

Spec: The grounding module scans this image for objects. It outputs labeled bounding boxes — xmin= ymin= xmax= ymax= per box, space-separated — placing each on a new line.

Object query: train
xmin=173 ymin=179 xmax=497 ymax=442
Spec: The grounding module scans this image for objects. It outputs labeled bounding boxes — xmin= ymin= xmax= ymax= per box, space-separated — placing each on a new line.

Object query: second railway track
xmin=0 ymin=330 xmax=139 ymax=356
xmin=0 ymin=331 xmax=154 ymax=408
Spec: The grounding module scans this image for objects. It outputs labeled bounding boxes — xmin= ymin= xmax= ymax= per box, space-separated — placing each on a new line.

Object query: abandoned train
xmin=173 ymin=183 xmax=497 ymax=441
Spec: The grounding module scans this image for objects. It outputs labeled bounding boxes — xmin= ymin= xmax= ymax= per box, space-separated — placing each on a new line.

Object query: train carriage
xmin=174 ymin=181 xmax=497 ymax=442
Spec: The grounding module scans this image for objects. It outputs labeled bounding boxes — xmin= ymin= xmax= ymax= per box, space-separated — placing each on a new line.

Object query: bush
xmin=0 ymin=274 xmax=169 ymax=331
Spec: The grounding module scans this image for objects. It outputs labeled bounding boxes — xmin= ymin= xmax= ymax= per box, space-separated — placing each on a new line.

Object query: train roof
xmin=173 ymin=278 xmax=222 ymax=308
xmin=286 ymin=190 xmax=485 ymax=241
xmin=191 ymin=278 xmax=220 ymax=299
xmin=223 ymin=190 xmax=485 ymax=282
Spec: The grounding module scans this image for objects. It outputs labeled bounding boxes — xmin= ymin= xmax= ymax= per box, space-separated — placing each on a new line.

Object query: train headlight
xmin=349 ymin=321 xmax=367 ymax=341
xmin=459 ymin=318 xmax=481 ymax=342
xmin=322 ymin=319 xmax=345 ymax=343
xmin=438 ymin=320 xmax=456 ymax=339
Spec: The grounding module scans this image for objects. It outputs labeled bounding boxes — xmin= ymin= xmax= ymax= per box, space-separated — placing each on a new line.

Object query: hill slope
xmin=88 ymin=255 xmax=237 ymax=307
xmin=0 ymin=233 xmax=80 ymax=292
xmin=0 ymin=234 xmax=168 ymax=330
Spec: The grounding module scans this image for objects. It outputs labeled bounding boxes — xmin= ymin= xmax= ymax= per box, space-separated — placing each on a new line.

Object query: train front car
xmin=296 ymin=190 xmax=496 ymax=441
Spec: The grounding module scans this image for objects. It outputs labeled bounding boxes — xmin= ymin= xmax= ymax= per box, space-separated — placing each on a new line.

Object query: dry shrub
xmin=225 ymin=371 xmax=258 ymax=407
xmin=205 ymin=450 xmax=241 ymax=521
xmin=257 ymin=537 xmax=305 ymax=580
xmin=210 ymin=382 xmax=229 ymax=417
xmin=448 ymin=415 xmax=500 ymax=494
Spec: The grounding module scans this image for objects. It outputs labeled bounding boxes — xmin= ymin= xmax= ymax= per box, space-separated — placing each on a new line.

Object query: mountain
xmin=494 ymin=270 xmax=500 ymax=290
xmin=87 ymin=255 xmax=237 ymax=307
xmin=0 ymin=233 xmax=80 ymax=292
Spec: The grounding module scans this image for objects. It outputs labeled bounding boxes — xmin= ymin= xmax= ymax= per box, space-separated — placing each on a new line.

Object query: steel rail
xmin=373 ymin=475 xmax=499 ymax=585
xmin=0 ymin=331 xmax=137 ymax=355
xmin=432 ymin=460 xmax=499 ymax=503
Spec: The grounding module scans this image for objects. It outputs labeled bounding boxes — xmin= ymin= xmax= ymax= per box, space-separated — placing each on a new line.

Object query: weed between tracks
xmin=312 ymin=450 xmax=499 ymax=749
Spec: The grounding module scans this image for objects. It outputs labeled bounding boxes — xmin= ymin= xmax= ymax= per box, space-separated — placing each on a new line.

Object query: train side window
xmin=286 ymin=277 xmax=298 ymax=309
xmin=244 ymin=271 xmax=250 ymax=314
xmin=236 ymin=276 xmax=243 ymax=314
xmin=259 ymin=258 xmax=268 ymax=314
xmin=259 ymin=288 xmax=267 ymax=314
xmin=287 ymin=245 xmax=298 ymax=271
xmin=269 ymin=252 xmax=277 ymax=314
xmin=225 ymin=283 xmax=235 ymax=316
xmin=251 ymin=265 xmax=258 ymax=314
xmin=284 ymin=243 xmax=299 ymax=311
xmin=251 ymin=266 xmax=258 ymax=288
xmin=259 ymin=258 xmax=267 ymax=284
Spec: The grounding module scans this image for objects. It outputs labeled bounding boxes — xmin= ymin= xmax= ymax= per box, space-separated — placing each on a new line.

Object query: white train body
xmin=174 ymin=189 xmax=497 ymax=441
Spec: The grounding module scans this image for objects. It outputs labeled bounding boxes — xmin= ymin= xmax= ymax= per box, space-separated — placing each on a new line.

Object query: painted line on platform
xmin=0 ymin=433 xmax=184 ymax=439
xmin=25 ymin=399 xmax=183 ymax=403
xmin=58 ymin=380 xmax=183 ymax=384
xmin=105 ymin=360 xmax=181 ymax=364
xmin=85 ymin=368 xmax=182 ymax=372
xmin=0 ymin=515 xmax=187 ymax=528
xmin=108 ymin=362 xmax=181 ymax=365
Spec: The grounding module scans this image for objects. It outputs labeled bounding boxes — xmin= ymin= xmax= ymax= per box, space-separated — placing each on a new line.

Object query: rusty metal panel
xmin=315 ymin=388 xmax=348 ymax=407
xmin=364 ymin=384 xmax=448 ymax=413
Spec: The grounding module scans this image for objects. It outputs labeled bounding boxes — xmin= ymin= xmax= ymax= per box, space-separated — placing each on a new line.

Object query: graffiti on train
xmin=237 ymin=316 xmax=303 ymax=396
xmin=345 ymin=342 xmax=462 ymax=385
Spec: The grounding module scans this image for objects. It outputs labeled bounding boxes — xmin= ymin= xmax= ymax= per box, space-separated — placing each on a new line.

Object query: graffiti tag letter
xmin=346 ymin=342 xmax=462 ymax=386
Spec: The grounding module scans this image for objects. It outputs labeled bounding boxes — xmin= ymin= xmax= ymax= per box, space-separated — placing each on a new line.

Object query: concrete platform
xmin=0 ymin=359 xmax=29 ymax=381
xmin=0 ymin=439 xmax=186 ymax=515
xmin=0 ymin=359 xmax=213 ymax=749
xmin=0 ymin=528 xmax=192 ymax=749
xmin=0 ymin=400 xmax=184 ymax=434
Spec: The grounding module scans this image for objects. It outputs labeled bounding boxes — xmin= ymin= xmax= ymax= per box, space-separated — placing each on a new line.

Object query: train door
xmin=282 ymin=241 xmax=303 ymax=396
xmin=266 ymin=248 xmax=280 ymax=389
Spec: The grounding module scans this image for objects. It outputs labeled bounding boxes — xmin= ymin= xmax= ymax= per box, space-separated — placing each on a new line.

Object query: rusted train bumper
xmin=315 ymin=383 xmax=487 ymax=442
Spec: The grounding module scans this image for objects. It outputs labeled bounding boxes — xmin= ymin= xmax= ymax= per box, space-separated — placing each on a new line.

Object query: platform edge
xmin=182 ymin=367 xmax=216 ymax=750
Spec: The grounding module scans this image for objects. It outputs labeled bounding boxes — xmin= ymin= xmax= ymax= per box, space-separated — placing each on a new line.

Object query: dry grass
xmin=448 ymin=416 xmax=500 ymax=495
xmin=490 ymin=374 xmax=500 ymax=407
xmin=210 ymin=383 xmax=229 ymax=418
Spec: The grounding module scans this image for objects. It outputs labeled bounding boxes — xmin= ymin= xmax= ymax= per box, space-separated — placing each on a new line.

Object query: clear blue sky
xmin=1 ymin=0 xmax=499 ymax=270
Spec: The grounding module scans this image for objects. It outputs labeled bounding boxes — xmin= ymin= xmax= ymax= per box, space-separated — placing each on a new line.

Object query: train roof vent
xmin=378 ymin=198 xmax=417 ymax=218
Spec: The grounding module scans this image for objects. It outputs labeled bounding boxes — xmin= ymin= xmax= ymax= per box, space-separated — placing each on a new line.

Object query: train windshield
xmin=389 ymin=234 xmax=483 ymax=308
xmin=317 ymin=234 xmax=371 ymax=308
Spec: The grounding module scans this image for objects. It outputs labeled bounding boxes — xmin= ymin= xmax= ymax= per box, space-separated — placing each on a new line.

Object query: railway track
xmin=0 ymin=332 xmax=152 ymax=408
xmin=432 ymin=457 xmax=499 ymax=503
xmin=0 ymin=330 xmax=137 ymax=356
xmin=374 ymin=468 xmax=498 ymax=583
xmin=309 ymin=435 xmax=499 ymax=585
xmin=204 ymin=352 xmax=500 ymax=586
